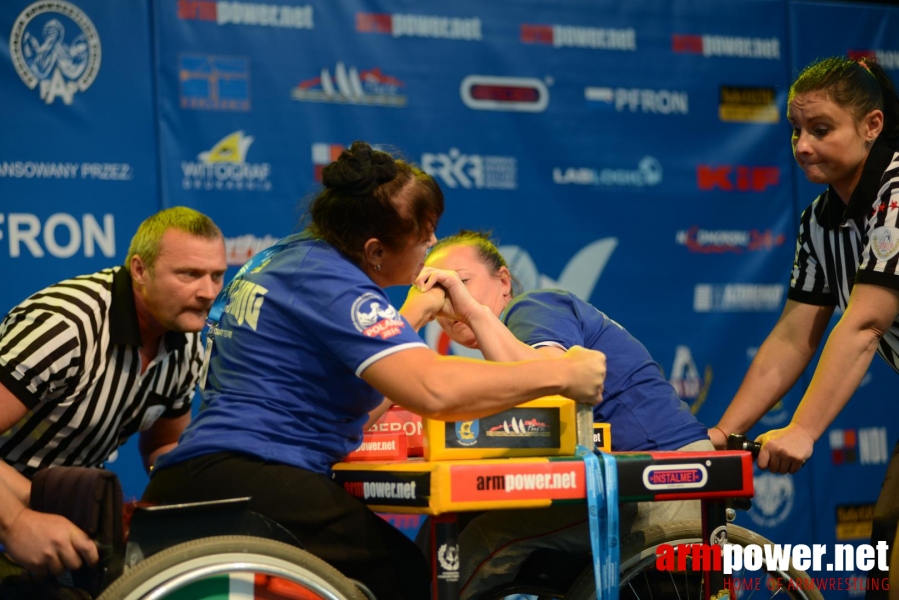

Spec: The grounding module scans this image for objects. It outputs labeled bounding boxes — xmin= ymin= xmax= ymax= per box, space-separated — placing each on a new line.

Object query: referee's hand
xmin=4 ymin=508 xmax=98 ymax=577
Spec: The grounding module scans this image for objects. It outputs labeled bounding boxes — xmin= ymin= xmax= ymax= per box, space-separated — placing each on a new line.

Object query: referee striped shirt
xmin=0 ymin=267 xmax=202 ymax=477
xmin=789 ymin=138 xmax=899 ymax=373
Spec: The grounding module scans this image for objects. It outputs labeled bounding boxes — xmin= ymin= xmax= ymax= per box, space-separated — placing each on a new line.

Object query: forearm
xmin=372 ymin=355 xmax=573 ymax=422
xmin=0 ymin=460 xmax=31 ymax=505
xmin=718 ymin=333 xmax=814 ymax=435
xmin=791 ymin=319 xmax=880 ymax=440
xmin=466 ymin=306 xmax=543 ymax=362
xmin=0 ymin=475 xmax=29 ymax=545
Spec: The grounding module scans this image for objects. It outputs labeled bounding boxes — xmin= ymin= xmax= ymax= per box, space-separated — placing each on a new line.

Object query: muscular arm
xmin=0 ymin=381 xmax=98 ymax=574
xmin=757 ymin=283 xmax=899 ymax=472
xmin=713 ymin=299 xmax=833 ymax=446
xmin=361 ymin=346 xmax=603 ymax=422
xmin=139 ymin=411 xmax=191 ymax=473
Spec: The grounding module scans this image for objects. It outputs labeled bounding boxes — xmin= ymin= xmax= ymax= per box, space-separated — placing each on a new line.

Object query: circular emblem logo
xmin=871 ymin=226 xmax=899 ymax=262
xmin=10 ymin=1 xmax=101 ymax=104
xmin=747 ymin=467 xmax=794 ymax=528
xmin=351 ymin=292 xmax=399 ymax=332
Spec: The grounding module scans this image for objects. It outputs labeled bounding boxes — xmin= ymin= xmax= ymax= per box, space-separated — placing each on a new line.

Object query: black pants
xmin=143 ymin=452 xmax=430 ymax=600
xmin=867 ymin=439 xmax=899 ymax=600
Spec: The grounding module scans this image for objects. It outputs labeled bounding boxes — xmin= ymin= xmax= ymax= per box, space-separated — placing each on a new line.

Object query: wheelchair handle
xmin=726 ymin=433 xmax=762 ymax=458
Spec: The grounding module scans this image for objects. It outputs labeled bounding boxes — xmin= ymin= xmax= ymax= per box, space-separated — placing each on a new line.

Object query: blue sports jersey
xmin=156 ymin=237 xmax=427 ymax=475
xmin=502 ymin=290 xmax=708 ymax=451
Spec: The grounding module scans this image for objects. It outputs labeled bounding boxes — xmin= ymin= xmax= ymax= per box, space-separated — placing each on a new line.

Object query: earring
xmin=374 ymin=264 xmax=381 ymax=272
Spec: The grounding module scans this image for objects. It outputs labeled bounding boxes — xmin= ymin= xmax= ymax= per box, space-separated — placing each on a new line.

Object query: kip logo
xmin=176 ymin=1 xmax=314 ymax=29
xmin=11 ymin=1 xmax=101 ymax=105
xmin=698 ymin=165 xmax=779 ymax=192
xmin=181 ymin=131 xmax=272 ymax=191
xmin=672 ymin=34 xmax=780 ymax=59
xmin=312 ymin=143 xmax=345 ymax=182
xmin=848 ymin=49 xmax=899 ymax=71
xmin=356 ymin=12 xmax=482 ymax=41
xmin=676 ymin=226 xmax=786 ymax=254
xmin=460 ymin=75 xmax=549 ymax=113
xmin=179 ymin=54 xmax=250 ymax=111
xmin=520 ymin=23 xmax=636 ymax=51
xmin=292 ymin=62 xmax=406 ymax=107
xmin=427 ymin=238 xmax=618 ymax=359
xmin=351 ymin=293 xmax=405 ymax=340
xmin=643 ymin=464 xmax=707 ymax=490
xmin=455 ymin=421 xmax=479 ymax=446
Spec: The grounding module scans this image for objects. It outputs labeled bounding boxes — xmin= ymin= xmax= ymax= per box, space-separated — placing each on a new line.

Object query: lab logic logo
xmin=10 ymin=1 xmax=101 ymax=105
xmin=676 ymin=226 xmax=786 ymax=254
xmin=427 ymin=237 xmax=619 ymax=359
xmin=520 ymin=23 xmax=636 ymax=51
xmin=668 ymin=345 xmax=712 ymax=415
xmin=351 ymin=293 xmax=405 ymax=340
xmin=291 ymin=62 xmax=406 ymax=107
xmin=356 ymin=12 xmax=482 ymax=41
xmin=672 ymin=34 xmax=780 ymax=59
xmin=719 ymin=86 xmax=779 ymax=123
xmin=181 ymin=131 xmax=271 ymax=191
xmin=177 ymin=1 xmax=314 ymax=29
xmin=830 ymin=427 xmax=889 ymax=466
xmin=179 ymin=54 xmax=250 ymax=111
xmin=585 ymin=87 xmax=688 ymax=115
xmin=422 ymin=148 xmax=517 ymax=190
xmin=747 ymin=467 xmax=794 ymax=528
xmin=312 ymin=143 xmax=345 ymax=181
xmin=455 ymin=420 xmax=479 ymax=446
xmin=223 ymin=234 xmax=279 ymax=267
xmin=552 ymin=156 xmax=663 ymax=187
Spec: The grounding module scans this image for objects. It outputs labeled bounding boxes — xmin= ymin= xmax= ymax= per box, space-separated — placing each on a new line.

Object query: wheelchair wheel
xmin=565 ymin=521 xmax=824 ymax=600
xmin=96 ymin=535 xmax=365 ymax=600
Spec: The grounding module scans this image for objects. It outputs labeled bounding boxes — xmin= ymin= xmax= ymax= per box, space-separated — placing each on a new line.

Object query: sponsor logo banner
xmin=719 ymin=86 xmax=778 ymax=123
xmin=338 ymin=472 xmax=431 ymax=507
xmin=292 ymin=63 xmax=406 ymax=107
xmin=179 ymin=54 xmax=250 ymax=111
xmin=835 ymin=504 xmax=876 ymax=541
xmin=672 ymin=34 xmax=780 ymax=59
xmin=643 ymin=464 xmax=708 ymax=490
xmin=585 ymin=87 xmax=688 ymax=114
xmin=676 ymin=226 xmax=785 ymax=254
xmin=450 ymin=462 xmax=583 ymax=502
xmin=521 ymin=23 xmax=636 ymax=51
xmin=445 ymin=408 xmax=560 ymax=449
xmin=356 ymin=12 xmax=482 ymax=40
xmin=693 ymin=284 xmax=784 ymax=312
xmin=177 ymin=1 xmax=314 ymax=29
xmin=460 ymin=75 xmax=548 ymax=112
xmin=422 ymin=149 xmax=517 ymax=190
xmin=181 ymin=131 xmax=272 ymax=191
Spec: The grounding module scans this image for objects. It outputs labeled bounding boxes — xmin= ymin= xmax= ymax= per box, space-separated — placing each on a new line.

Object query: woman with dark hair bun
xmin=711 ymin=57 xmax=899 ymax=599
xmin=143 ymin=141 xmax=607 ymax=600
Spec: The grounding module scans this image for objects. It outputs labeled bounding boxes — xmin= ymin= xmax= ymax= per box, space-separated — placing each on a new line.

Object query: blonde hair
xmin=125 ymin=206 xmax=222 ymax=271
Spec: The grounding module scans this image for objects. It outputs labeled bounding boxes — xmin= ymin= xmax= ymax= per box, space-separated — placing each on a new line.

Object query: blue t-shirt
xmin=502 ymin=290 xmax=708 ymax=451
xmin=156 ymin=237 xmax=427 ymax=475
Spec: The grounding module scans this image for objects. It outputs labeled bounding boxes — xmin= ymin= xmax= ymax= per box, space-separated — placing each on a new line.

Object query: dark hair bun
xmin=321 ymin=141 xmax=398 ymax=195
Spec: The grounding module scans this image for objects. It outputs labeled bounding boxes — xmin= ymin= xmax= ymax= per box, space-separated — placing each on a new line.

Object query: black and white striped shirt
xmin=789 ymin=138 xmax=899 ymax=373
xmin=0 ymin=267 xmax=202 ymax=477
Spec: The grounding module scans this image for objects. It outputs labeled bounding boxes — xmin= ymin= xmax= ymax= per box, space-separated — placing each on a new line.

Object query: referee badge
xmin=870 ymin=226 xmax=899 ymax=261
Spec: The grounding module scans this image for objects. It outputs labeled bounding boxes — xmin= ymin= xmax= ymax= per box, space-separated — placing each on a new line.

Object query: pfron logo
xmin=223 ymin=234 xmax=279 ymax=267
xmin=668 ymin=345 xmax=712 ymax=414
xmin=311 ymin=143 xmax=345 ymax=182
xmin=585 ymin=87 xmax=688 ymax=114
xmin=460 ymin=75 xmax=549 ymax=113
xmin=0 ymin=213 xmax=115 ymax=258
xmin=697 ymin=165 xmax=779 ymax=192
xmin=181 ymin=131 xmax=272 ymax=191
xmin=520 ymin=23 xmax=636 ymax=51
xmin=553 ymin=157 xmax=662 ymax=188
xmin=672 ymin=34 xmax=780 ymax=59
xmin=356 ymin=12 xmax=482 ymax=41
xmin=292 ymin=62 xmax=406 ymax=107
xmin=848 ymin=49 xmax=899 ymax=71
xmin=351 ymin=293 xmax=405 ymax=340
xmin=422 ymin=149 xmax=517 ymax=190
xmin=177 ymin=1 xmax=313 ymax=29
xmin=10 ymin=1 xmax=101 ymax=105
xmin=179 ymin=54 xmax=249 ymax=111
xmin=748 ymin=467 xmax=794 ymax=528
xmin=693 ymin=284 xmax=784 ymax=312
xmin=676 ymin=226 xmax=785 ymax=254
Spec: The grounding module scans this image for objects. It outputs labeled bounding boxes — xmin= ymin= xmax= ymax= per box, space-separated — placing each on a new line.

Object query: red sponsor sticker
xmin=450 ymin=462 xmax=585 ymax=503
